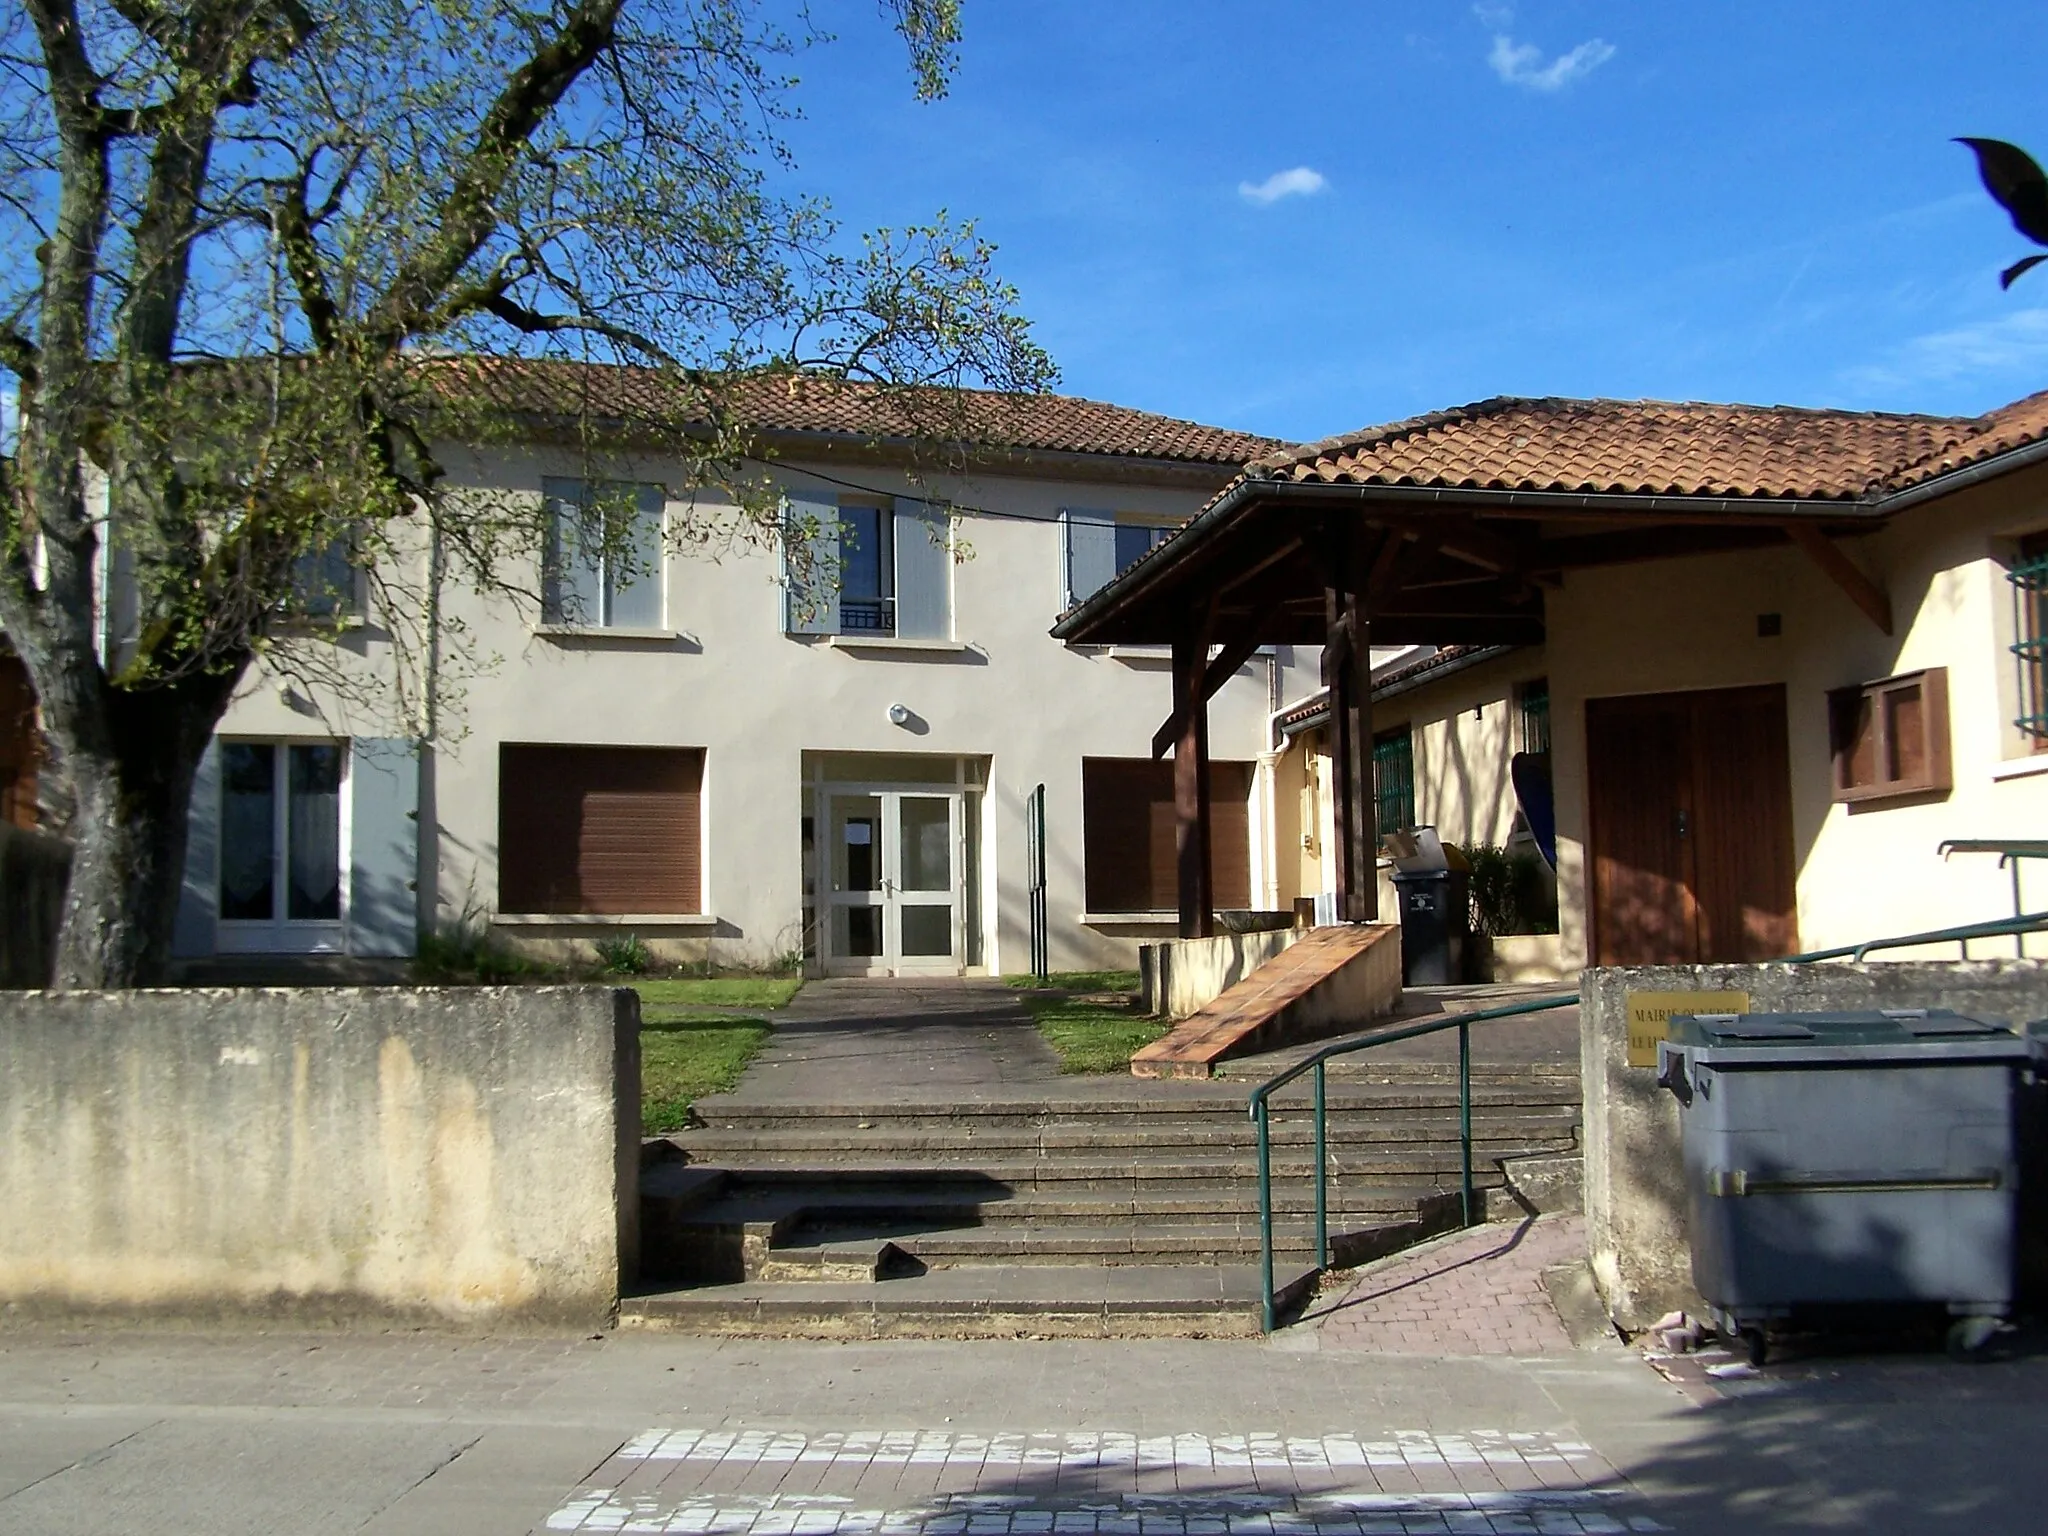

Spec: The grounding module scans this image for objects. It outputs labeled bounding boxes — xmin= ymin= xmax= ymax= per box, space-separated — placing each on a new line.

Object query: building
xmin=1055 ymin=392 xmax=2048 ymax=969
xmin=166 ymin=363 xmax=1315 ymax=976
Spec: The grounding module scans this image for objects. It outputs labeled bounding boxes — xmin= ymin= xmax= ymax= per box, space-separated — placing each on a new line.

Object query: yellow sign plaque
xmin=1624 ymin=990 xmax=1750 ymax=1068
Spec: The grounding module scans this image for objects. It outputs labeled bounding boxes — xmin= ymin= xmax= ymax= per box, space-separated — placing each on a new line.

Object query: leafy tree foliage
xmin=0 ymin=0 xmax=1052 ymax=986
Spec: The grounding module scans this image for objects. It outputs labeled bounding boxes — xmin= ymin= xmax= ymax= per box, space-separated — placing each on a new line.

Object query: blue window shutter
xmin=1062 ymin=507 xmax=1117 ymax=608
xmin=782 ymin=487 xmax=840 ymax=634
xmin=348 ymin=738 xmax=419 ymax=958
xmin=171 ymin=739 xmax=220 ymax=957
xmin=609 ymin=484 xmax=666 ymax=628
xmin=894 ymin=500 xmax=950 ymax=640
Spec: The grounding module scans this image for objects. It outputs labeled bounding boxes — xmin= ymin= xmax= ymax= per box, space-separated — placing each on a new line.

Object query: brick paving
xmin=543 ymin=1429 xmax=1667 ymax=1535
xmin=1302 ymin=1216 xmax=1585 ymax=1356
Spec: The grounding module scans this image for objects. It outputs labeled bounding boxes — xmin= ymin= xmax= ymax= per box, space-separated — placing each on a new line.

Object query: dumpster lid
xmin=1669 ymin=1009 xmax=2021 ymax=1054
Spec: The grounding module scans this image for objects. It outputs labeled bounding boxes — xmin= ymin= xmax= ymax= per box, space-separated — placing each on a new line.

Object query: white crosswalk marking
xmin=546 ymin=1430 xmax=1669 ymax=1536
xmin=614 ymin=1431 xmax=1599 ymax=1470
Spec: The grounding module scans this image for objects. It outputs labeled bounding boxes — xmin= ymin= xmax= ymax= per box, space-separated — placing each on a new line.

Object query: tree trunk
xmin=44 ymin=674 xmax=238 ymax=989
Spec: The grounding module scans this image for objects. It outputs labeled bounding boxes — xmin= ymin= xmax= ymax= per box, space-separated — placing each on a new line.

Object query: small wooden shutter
xmin=499 ymin=745 xmax=703 ymax=914
xmin=1082 ymin=757 xmax=1252 ymax=912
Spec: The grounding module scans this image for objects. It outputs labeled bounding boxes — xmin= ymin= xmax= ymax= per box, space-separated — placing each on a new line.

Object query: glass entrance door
xmin=822 ymin=789 xmax=962 ymax=975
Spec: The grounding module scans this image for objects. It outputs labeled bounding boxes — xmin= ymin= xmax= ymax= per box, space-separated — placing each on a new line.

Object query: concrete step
xmin=692 ymin=1151 xmax=1565 ymax=1189
xmin=821 ymin=1221 xmax=1439 ymax=1268
xmin=690 ymin=1085 xmax=1581 ymax=1132
xmin=726 ymin=1183 xmax=1475 ymax=1226
xmin=619 ymin=1263 xmax=1284 ymax=1339
xmin=672 ymin=1115 xmax=1581 ymax=1159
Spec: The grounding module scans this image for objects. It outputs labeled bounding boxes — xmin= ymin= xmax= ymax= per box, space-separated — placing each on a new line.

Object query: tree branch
xmin=362 ymin=0 xmax=624 ymax=352
xmin=478 ymin=292 xmax=668 ymax=362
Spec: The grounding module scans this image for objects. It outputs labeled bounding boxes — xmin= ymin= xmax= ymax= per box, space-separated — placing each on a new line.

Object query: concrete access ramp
xmin=1130 ymin=923 xmax=1402 ymax=1079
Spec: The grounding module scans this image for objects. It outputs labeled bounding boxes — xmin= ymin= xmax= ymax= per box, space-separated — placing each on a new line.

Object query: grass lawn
xmin=641 ymin=1013 xmax=773 ymax=1133
xmin=1014 ymin=988 xmax=1165 ymax=1074
xmin=1002 ymin=969 xmax=1140 ymax=993
xmin=632 ymin=976 xmax=804 ymax=1010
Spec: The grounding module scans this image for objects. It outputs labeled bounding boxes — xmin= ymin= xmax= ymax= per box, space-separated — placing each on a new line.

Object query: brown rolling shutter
xmin=1082 ymin=757 xmax=1252 ymax=912
xmin=499 ymin=745 xmax=703 ymax=914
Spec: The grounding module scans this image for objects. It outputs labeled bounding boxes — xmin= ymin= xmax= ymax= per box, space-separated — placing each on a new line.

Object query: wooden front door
xmin=1586 ymin=684 xmax=1798 ymax=965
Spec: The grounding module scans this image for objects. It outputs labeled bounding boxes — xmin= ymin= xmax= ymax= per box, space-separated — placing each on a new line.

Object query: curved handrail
xmin=1248 ymin=908 xmax=2048 ymax=1333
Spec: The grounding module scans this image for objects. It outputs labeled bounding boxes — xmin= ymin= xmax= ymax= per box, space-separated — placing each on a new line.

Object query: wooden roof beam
xmin=1787 ymin=523 xmax=1892 ymax=634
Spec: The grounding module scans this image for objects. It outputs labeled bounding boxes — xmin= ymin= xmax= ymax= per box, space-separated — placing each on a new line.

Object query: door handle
xmin=1677 ymin=811 xmax=1689 ymax=838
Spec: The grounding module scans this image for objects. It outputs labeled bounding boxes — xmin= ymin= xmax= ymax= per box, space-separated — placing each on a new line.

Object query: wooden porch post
xmin=1172 ymin=615 xmax=1214 ymax=939
xmin=1325 ymin=520 xmax=1377 ymax=923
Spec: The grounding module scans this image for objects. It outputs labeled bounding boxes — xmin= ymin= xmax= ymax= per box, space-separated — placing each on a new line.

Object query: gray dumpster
xmin=1656 ymin=1009 xmax=2031 ymax=1360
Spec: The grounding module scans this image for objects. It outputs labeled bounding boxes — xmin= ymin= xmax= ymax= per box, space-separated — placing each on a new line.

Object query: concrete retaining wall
xmin=1580 ymin=960 xmax=2048 ymax=1330
xmin=0 ymin=986 xmax=640 ymax=1328
xmin=1139 ymin=928 xmax=1300 ymax=1020
xmin=0 ymin=823 xmax=69 ymax=988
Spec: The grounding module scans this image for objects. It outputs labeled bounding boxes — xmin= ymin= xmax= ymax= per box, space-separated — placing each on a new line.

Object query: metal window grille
xmin=1373 ymin=730 xmax=1415 ymax=839
xmin=2011 ymin=545 xmax=2048 ymax=745
xmin=1518 ymin=678 xmax=1551 ymax=755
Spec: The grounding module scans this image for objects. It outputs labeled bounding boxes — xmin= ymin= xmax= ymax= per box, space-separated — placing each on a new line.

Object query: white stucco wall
xmin=209 ymin=444 xmax=1317 ymax=974
xmin=1263 ymin=463 xmax=2048 ymax=972
xmin=1540 ymin=465 xmax=2048 ymax=965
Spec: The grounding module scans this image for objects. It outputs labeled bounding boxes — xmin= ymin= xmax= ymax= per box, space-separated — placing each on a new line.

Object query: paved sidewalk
xmin=1300 ymin=1217 xmax=1587 ymax=1356
xmin=722 ymin=981 xmax=1063 ymax=1102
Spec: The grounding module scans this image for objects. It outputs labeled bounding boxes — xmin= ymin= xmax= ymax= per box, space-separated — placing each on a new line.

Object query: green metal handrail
xmin=1247 ymin=992 xmax=1575 ymax=1332
xmin=1248 ymin=909 xmax=2048 ymax=1333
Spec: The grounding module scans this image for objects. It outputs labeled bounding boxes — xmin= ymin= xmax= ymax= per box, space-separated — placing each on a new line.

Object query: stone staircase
xmin=625 ymin=1064 xmax=1582 ymax=1338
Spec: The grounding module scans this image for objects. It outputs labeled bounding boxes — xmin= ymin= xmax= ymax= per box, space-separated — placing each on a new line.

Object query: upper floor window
xmin=783 ymin=489 xmax=951 ymax=641
xmin=2010 ymin=532 xmax=2048 ymax=751
xmin=541 ymin=477 xmax=664 ymax=629
xmin=1062 ymin=509 xmax=1183 ymax=609
xmin=289 ymin=533 xmax=362 ymax=621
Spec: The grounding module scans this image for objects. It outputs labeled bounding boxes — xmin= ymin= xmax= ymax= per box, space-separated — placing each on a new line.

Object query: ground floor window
xmin=219 ymin=741 xmax=344 ymax=925
xmin=498 ymin=744 xmax=704 ymax=914
xmin=1373 ymin=728 xmax=1415 ymax=841
xmin=1517 ymin=678 xmax=1551 ymax=756
xmin=1081 ymin=757 xmax=1252 ymax=913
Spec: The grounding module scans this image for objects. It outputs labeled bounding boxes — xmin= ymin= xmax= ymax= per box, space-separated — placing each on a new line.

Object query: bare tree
xmin=0 ymin=0 xmax=1053 ymax=987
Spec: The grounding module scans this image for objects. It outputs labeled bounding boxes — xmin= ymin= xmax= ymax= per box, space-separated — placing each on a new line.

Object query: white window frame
xmin=541 ymin=477 xmax=667 ymax=631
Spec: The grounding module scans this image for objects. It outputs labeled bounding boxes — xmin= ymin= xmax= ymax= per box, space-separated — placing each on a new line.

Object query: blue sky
xmin=780 ymin=1 xmax=2048 ymax=443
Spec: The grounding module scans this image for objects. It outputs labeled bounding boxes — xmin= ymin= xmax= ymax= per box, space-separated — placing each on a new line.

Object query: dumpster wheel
xmin=1739 ymin=1327 xmax=1768 ymax=1368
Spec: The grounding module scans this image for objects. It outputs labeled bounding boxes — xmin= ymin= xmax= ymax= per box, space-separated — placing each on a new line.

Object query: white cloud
xmin=1488 ymin=33 xmax=1616 ymax=91
xmin=1840 ymin=307 xmax=2048 ymax=395
xmin=1238 ymin=167 xmax=1328 ymax=206
xmin=1471 ymin=2 xmax=1515 ymax=28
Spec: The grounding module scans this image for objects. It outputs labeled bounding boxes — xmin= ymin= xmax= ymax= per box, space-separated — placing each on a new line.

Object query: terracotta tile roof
xmin=1248 ymin=396 xmax=1983 ymax=501
xmin=429 ymin=357 xmax=1286 ymax=467
xmin=1887 ymin=387 xmax=2048 ymax=488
